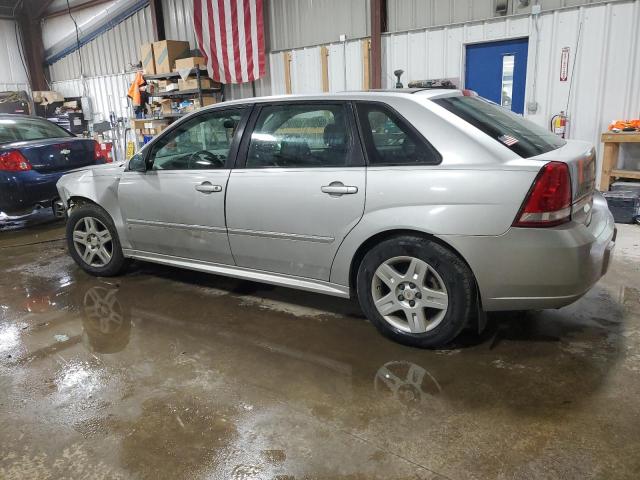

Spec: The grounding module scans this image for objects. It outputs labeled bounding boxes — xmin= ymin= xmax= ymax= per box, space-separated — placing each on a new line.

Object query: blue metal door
xmin=465 ymin=38 xmax=529 ymax=114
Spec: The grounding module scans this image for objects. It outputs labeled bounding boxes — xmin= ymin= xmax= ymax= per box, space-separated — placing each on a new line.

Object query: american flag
xmin=498 ymin=134 xmax=519 ymax=146
xmin=194 ymin=0 xmax=266 ymax=84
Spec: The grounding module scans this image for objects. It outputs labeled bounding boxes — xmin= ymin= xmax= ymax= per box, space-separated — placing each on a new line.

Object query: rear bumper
xmin=0 ymin=170 xmax=63 ymax=215
xmin=442 ymin=192 xmax=616 ymax=311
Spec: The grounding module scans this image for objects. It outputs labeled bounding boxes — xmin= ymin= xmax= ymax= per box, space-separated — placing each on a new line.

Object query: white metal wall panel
xmin=327 ymin=42 xmax=365 ymax=92
xmin=52 ymin=73 xmax=135 ymax=122
xmin=387 ymin=0 xmax=629 ymax=32
xmin=162 ymin=0 xmax=197 ymax=48
xmin=268 ymin=0 xmax=370 ymax=51
xmin=48 ymin=6 xmax=154 ymax=82
xmin=0 ymin=19 xmax=30 ymax=91
xmin=382 ymin=0 xmax=640 ymax=182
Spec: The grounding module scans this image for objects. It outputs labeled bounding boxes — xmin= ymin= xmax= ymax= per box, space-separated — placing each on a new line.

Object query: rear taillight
xmin=93 ymin=140 xmax=103 ymax=162
xmin=513 ymin=161 xmax=572 ymax=227
xmin=94 ymin=141 xmax=113 ymax=163
xmin=0 ymin=150 xmax=32 ymax=172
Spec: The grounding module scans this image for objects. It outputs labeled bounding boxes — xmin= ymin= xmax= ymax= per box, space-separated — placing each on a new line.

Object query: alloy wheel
xmin=371 ymin=256 xmax=449 ymax=333
xmin=72 ymin=217 xmax=113 ymax=268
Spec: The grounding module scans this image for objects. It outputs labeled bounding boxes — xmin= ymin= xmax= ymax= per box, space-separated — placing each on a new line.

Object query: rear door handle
xmin=195 ymin=182 xmax=222 ymax=193
xmin=321 ymin=182 xmax=358 ymax=196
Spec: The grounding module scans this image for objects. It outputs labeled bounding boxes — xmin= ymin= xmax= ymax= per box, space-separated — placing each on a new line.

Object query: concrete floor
xmin=1 ymin=214 xmax=639 ymax=480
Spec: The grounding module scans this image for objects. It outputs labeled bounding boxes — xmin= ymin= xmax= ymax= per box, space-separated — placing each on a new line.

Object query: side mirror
xmin=127 ymin=153 xmax=147 ymax=172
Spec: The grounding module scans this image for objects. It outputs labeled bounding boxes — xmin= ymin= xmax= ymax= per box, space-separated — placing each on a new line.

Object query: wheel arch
xmin=346 ymin=229 xmax=479 ymax=299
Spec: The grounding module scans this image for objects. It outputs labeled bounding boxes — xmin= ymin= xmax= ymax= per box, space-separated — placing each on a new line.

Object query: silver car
xmin=57 ymin=90 xmax=616 ymax=348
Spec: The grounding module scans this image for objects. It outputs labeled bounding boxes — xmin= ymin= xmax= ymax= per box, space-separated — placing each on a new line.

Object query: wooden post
xmin=370 ymin=0 xmax=386 ymax=89
xmin=320 ymin=46 xmax=329 ymax=93
xmin=600 ymin=142 xmax=619 ymax=191
xmin=283 ymin=52 xmax=292 ymax=94
xmin=362 ymin=39 xmax=371 ymax=90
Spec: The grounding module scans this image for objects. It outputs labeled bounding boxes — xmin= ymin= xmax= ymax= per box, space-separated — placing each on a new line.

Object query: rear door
xmin=225 ymin=101 xmax=366 ymax=281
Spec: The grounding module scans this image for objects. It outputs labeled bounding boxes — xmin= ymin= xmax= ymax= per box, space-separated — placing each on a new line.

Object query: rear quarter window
xmin=433 ymin=96 xmax=565 ymax=158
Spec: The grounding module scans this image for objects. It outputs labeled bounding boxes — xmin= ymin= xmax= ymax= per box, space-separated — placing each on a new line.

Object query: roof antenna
xmin=394 ymin=69 xmax=404 ymax=88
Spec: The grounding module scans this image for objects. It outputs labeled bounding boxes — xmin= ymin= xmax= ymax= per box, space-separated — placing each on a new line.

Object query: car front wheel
xmin=357 ymin=235 xmax=475 ymax=348
xmin=66 ymin=203 xmax=128 ymax=276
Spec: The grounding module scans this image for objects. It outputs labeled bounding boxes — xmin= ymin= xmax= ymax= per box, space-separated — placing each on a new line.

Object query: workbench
xmin=600 ymin=131 xmax=640 ymax=191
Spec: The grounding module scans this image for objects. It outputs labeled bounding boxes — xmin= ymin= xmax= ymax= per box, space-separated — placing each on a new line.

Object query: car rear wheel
xmin=66 ymin=203 xmax=128 ymax=276
xmin=357 ymin=235 xmax=475 ymax=348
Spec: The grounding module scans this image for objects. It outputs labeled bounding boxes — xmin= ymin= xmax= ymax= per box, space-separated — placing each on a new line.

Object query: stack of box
xmin=136 ymin=40 xmax=219 ymax=135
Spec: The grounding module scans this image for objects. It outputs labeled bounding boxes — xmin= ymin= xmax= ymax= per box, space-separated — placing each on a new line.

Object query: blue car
xmin=0 ymin=114 xmax=108 ymax=217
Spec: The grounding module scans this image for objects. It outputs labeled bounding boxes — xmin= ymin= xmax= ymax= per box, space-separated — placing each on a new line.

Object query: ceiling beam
xmin=35 ymin=0 xmax=56 ymax=19
xmin=43 ymin=0 xmax=112 ymax=19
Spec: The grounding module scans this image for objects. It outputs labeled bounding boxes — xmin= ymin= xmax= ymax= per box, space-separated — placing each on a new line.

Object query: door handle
xmin=195 ymin=182 xmax=222 ymax=194
xmin=321 ymin=181 xmax=358 ymax=196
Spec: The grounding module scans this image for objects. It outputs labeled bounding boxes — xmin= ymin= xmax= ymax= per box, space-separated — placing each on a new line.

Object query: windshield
xmin=433 ymin=95 xmax=565 ymax=158
xmin=0 ymin=117 xmax=72 ymax=144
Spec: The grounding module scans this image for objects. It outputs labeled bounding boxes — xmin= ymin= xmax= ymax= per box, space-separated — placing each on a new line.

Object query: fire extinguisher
xmin=550 ymin=111 xmax=569 ymax=138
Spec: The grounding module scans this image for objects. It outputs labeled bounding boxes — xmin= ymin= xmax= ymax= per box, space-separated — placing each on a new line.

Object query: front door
xmin=465 ymin=38 xmax=529 ymax=114
xmin=226 ymin=101 xmax=365 ymax=281
xmin=118 ymin=107 xmax=248 ymax=264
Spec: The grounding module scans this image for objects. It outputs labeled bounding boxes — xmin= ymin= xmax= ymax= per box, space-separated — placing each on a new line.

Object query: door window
xmin=246 ymin=104 xmax=351 ymax=168
xmin=148 ymin=109 xmax=245 ymax=170
xmin=356 ymin=103 xmax=441 ymax=166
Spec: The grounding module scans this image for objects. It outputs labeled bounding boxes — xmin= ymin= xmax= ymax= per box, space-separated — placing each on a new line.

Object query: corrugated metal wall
xmin=49 ymin=6 xmax=154 ymax=81
xmin=386 ymin=0 xmax=629 ymax=32
xmin=52 ymin=73 xmax=136 ymax=121
xmin=162 ymin=0 xmax=370 ymax=52
xmin=381 ymin=0 xmax=640 ymax=181
xmin=267 ymin=0 xmax=370 ymax=51
xmin=0 ymin=19 xmax=30 ymax=92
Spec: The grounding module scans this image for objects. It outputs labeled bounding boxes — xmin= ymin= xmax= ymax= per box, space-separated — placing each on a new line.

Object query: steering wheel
xmin=187 ymin=150 xmax=224 ymax=169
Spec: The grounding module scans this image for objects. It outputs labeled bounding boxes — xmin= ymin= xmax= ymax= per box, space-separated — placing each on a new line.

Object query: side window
xmin=356 ymin=103 xmax=441 ymax=166
xmin=246 ymin=103 xmax=351 ymax=168
xmin=149 ymin=109 xmax=244 ymax=170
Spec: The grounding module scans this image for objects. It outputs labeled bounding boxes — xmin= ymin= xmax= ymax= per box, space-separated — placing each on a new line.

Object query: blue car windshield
xmin=0 ymin=117 xmax=72 ymax=145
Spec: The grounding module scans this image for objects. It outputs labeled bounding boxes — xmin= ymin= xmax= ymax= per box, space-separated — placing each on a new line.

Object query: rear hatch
xmin=16 ymin=137 xmax=98 ymax=173
xmin=431 ymin=94 xmax=596 ymax=225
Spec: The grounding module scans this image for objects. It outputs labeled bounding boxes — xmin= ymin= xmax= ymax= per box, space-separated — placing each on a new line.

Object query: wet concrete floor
xmin=1 ymin=217 xmax=639 ymax=479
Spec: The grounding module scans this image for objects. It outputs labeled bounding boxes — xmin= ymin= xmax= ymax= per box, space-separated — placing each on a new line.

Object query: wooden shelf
xmin=143 ymin=67 xmax=207 ymax=80
xmin=600 ymin=131 xmax=640 ymax=191
xmin=610 ymin=169 xmax=640 ymax=180
xmin=151 ymin=88 xmax=220 ymax=98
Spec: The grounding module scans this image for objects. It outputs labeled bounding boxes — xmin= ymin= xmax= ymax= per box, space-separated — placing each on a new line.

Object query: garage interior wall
xmin=0 ymin=19 xmax=30 ymax=92
xmin=161 ymin=0 xmax=272 ymax=100
xmin=386 ymin=0 xmax=628 ymax=32
xmin=281 ymin=0 xmax=640 ymax=183
xmin=48 ymin=6 xmax=154 ymax=122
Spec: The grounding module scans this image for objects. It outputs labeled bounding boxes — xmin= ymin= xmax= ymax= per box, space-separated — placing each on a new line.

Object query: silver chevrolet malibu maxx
xmin=57 ymin=90 xmax=616 ymax=348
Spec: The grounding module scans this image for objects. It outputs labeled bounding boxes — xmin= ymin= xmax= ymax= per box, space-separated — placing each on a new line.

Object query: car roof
xmin=217 ymin=89 xmax=461 ymax=108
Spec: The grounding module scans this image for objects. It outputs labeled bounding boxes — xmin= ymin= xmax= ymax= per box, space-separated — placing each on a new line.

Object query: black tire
xmin=66 ymin=203 xmax=129 ymax=277
xmin=356 ymin=235 xmax=475 ymax=348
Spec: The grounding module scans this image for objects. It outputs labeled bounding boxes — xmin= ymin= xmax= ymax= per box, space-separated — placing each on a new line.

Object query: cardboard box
xmin=159 ymin=99 xmax=174 ymax=115
xmin=174 ymin=56 xmax=206 ymax=71
xmin=158 ymin=80 xmax=178 ymax=91
xmin=178 ymin=77 xmax=213 ymax=91
xmin=152 ymin=40 xmax=190 ymax=74
xmin=143 ymin=120 xmax=170 ymax=136
xmin=140 ymin=43 xmax=156 ymax=74
xmin=193 ymin=96 xmax=217 ymax=108
xmin=164 ymin=83 xmax=180 ymax=92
